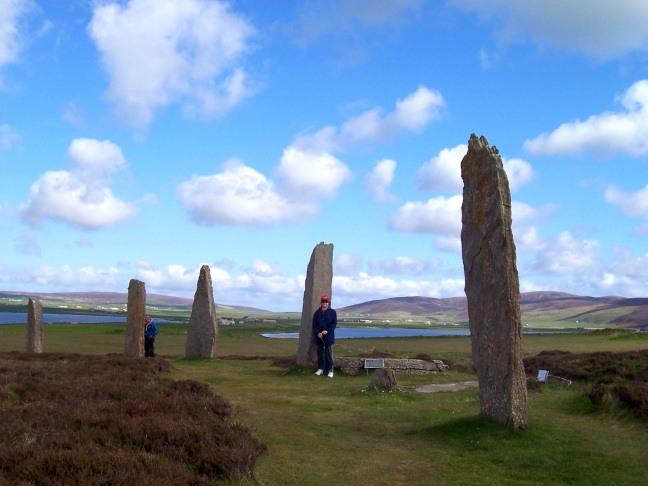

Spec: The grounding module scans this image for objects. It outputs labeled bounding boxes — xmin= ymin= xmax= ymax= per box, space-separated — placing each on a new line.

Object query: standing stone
xmin=370 ymin=368 xmax=398 ymax=392
xmin=460 ymin=134 xmax=528 ymax=430
xmin=26 ymin=297 xmax=44 ymax=353
xmin=125 ymin=279 xmax=146 ymax=357
xmin=297 ymin=242 xmax=333 ymax=366
xmin=185 ymin=265 xmax=219 ymax=358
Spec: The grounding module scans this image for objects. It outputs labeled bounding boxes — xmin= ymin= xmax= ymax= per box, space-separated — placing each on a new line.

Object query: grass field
xmin=1 ymin=321 xmax=648 ymax=485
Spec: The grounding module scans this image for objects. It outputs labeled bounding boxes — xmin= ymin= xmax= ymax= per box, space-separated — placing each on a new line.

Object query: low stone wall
xmin=335 ymin=357 xmax=448 ymax=376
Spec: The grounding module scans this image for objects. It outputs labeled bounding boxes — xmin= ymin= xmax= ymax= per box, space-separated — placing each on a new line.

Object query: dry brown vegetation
xmin=0 ymin=352 xmax=266 ymax=485
xmin=524 ymin=348 xmax=648 ymax=420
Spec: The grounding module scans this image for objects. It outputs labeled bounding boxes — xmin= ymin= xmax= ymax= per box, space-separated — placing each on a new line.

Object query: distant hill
xmin=0 ymin=291 xmax=267 ymax=314
xmin=338 ymin=292 xmax=648 ymax=330
xmin=2 ymin=290 xmax=648 ymax=329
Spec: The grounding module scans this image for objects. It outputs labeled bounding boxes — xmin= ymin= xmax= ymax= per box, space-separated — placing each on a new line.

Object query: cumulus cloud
xmin=136 ymin=261 xmax=205 ymax=291
xmin=276 ymin=147 xmax=353 ymax=199
xmin=388 ymin=195 xmax=463 ymax=235
xmin=177 ymin=159 xmax=319 ymax=226
xmin=294 ymin=86 xmax=445 ymax=152
xmin=340 ymin=86 xmax=445 ymax=145
xmin=417 ymin=143 xmax=533 ymax=192
xmin=416 ymin=144 xmax=466 ymax=192
xmin=88 ymin=0 xmax=255 ymax=128
xmin=179 ymin=87 xmax=441 ymax=228
xmin=134 ymin=260 xmax=304 ymax=309
xmin=525 ymin=80 xmax=648 ymax=157
xmin=605 ymin=184 xmax=648 ymax=218
xmin=246 ymin=259 xmax=282 ymax=278
xmin=450 ymin=0 xmax=648 ymax=59
xmin=365 ymin=159 xmax=397 ymax=202
xmin=20 ymin=138 xmax=139 ymax=230
xmin=0 ymin=123 xmax=21 ymax=150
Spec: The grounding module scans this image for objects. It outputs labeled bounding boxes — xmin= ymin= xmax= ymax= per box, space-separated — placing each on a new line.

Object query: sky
xmin=1 ymin=0 xmax=648 ymax=312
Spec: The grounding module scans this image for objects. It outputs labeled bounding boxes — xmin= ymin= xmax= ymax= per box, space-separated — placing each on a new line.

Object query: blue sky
xmin=1 ymin=0 xmax=648 ymax=311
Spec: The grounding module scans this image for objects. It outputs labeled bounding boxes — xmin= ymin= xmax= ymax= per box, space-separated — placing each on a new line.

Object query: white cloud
xmin=276 ymin=147 xmax=353 ymax=199
xmin=246 ymin=259 xmax=282 ymax=278
xmin=365 ymin=159 xmax=397 ymax=202
xmin=525 ymin=80 xmax=648 ymax=157
xmin=451 ymin=0 xmax=648 ymax=59
xmin=135 ymin=260 xmax=304 ymax=309
xmin=20 ymin=139 xmax=139 ymax=230
xmin=0 ymin=123 xmax=21 ymax=150
xmin=605 ymin=184 xmax=648 ymax=219
xmin=416 ymin=144 xmax=465 ymax=192
xmin=340 ymin=86 xmax=445 ymax=144
xmin=67 ymin=138 xmax=126 ymax=175
xmin=367 ymin=256 xmax=440 ymax=276
xmin=0 ymin=264 xmax=121 ymax=288
xmin=294 ymin=86 xmax=444 ymax=152
xmin=504 ymin=158 xmax=534 ymax=191
xmin=88 ymin=0 xmax=255 ymax=128
xmin=0 ymin=0 xmax=34 ymax=68
xmin=529 ymin=231 xmax=599 ymax=275
xmin=416 ymin=143 xmax=533 ymax=192
xmin=177 ymin=159 xmax=319 ymax=226
xmin=136 ymin=262 xmax=205 ymax=290
xmin=388 ymin=195 xmax=462 ymax=235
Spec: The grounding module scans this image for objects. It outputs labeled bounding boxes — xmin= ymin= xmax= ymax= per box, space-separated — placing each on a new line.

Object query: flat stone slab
xmin=416 ymin=381 xmax=478 ymax=393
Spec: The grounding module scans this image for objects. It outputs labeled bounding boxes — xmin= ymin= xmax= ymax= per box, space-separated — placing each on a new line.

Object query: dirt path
xmin=416 ymin=381 xmax=478 ymax=393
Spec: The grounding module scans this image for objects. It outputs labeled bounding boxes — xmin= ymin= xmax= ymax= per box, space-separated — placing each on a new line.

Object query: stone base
xmin=335 ymin=357 xmax=448 ymax=376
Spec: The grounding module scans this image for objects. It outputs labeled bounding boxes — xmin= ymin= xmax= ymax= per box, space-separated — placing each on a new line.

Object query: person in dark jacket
xmin=144 ymin=315 xmax=158 ymax=357
xmin=312 ymin=294 xmax=337 ymax=378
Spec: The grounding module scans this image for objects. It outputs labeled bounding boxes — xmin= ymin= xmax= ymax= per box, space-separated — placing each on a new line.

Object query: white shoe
xmin=327 ymin=371 xmax=334 ymax=378
xmin=315 ymin=369 xmax=323 ymax=376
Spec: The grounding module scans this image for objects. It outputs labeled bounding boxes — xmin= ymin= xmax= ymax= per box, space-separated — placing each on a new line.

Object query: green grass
xmin=1 ymin=323 xmax=648 ymax=484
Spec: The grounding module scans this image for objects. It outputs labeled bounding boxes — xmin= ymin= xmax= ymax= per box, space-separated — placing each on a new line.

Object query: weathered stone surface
xmin=26 ymin=297 xmax=43 ymax=353
xmin=335 ymin=357 xmax=448 ymax=376
xmin=460 ymin=133 xmax=528 ymax=430
xmin=185 ymin=265 xmax=219 ymax=358
xmin=370 ymin=368 xmax=398 ymax=391
xmin=297 ymin=242 xmax=333 ymax=366
xmin=124 ymin=279 xmax=146 ymax=357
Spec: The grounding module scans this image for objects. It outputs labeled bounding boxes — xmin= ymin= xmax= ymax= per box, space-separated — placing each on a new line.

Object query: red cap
xmin=320 ymin=294 xmax=330 ymax=302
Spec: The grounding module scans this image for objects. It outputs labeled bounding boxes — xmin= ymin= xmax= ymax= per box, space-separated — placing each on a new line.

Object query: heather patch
xmin=0 ymin=352 xmax=266 ymax=484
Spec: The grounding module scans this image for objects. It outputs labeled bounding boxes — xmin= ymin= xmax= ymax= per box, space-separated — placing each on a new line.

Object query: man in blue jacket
xmin=144 ymin=315 xmax=158 ymax=357
xmin=312 ymin=294 xmax=337 ymax=378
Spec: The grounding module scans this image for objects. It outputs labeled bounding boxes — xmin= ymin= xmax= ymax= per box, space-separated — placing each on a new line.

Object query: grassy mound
xmin=0 ymin=352 xmax=266 ymax=484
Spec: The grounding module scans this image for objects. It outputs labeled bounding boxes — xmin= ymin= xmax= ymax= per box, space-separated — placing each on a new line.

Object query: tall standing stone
xmin=185 ymin=265 xmax=219 ymax=358
xmin=125 ymin=279 xmax=146 ymax=357
xmin=460 ymin=134 xmax=528 ymax=430
xmin=26 ymin=297 xmax=44 ymax=353
xmin=297 ymin=242 xmax=333 ymax=366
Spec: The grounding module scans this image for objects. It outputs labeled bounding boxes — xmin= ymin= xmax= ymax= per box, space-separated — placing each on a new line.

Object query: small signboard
xmin=364 ymin=358 xmax=385 ymax=369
